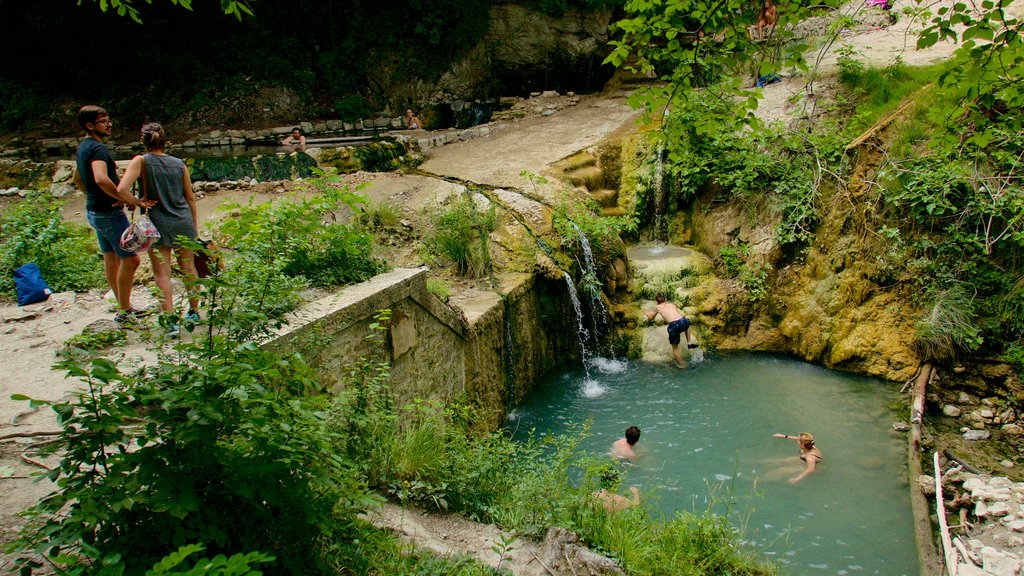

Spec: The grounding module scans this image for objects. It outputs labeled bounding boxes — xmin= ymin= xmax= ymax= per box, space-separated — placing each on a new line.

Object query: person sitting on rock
xmin=752 ymin=0 xmax=778 ymax=40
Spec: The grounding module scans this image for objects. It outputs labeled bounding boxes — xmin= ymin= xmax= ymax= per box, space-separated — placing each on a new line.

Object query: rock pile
xmin=935 ymin=471 xmax=1024 ymax=576
xmin=941 ymin=391 xmax=1024 ymax=444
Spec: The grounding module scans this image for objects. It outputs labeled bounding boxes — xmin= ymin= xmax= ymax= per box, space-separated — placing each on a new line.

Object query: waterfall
xmin=501 ymin=296 xmax=517 ymax=405
xmin=653 ymin=140 xmax=665 ymax=242
xmin=571 ymin=223 xmax=611 ymax=356
xmin=563 ymin=272 xmax=591 ymax=367
xmin=563 ymin=272 xmax=606 ymax=397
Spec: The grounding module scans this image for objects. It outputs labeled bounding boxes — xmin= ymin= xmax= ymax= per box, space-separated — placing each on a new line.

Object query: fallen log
xmin=908 ymin=362 xmax=943 ymax=576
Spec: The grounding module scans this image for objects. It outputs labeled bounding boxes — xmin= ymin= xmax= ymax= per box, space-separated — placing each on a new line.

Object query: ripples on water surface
xmin=508 ymin=352 xmax=917 ymax=576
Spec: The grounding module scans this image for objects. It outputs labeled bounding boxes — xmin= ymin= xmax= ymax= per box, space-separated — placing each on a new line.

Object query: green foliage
xmin=914 ymin=285 xmax=984 ymax=361
xmin=358 ymin=201 xmax=401 ymax=232
xmin=0 ymin=79 xmax=48 ymax=131
xmin=719 ymin=243 xmax=750 ymax=277
xmin=333 ymin=95 xmax=372 ymax=122
xmin=426 ymin=277 xmax=452 ymax=302
xmin=720 ymin=243 xmax=769 ymax=302
xmin=145 ymin=545 xmax=273 ymax=575
xmin=915 ymin=0 xmax=1024 ymax=149
xmin=605 ymin=0 xmax=810 ymax=128
xmin=187 ymin=153 xmax=318 ymax=182
xmin=79 ymin=0 xmax=253 ymax=23
xmin=10 ymin=333 xmax=361 ymax=575
xmin=0 ymin=193 xmax=106 ymax=299
xmin=553 ymin=200 xmax=627 ymax=260
xmin=216 ymin=168 xmax=386 ymax=292
xmin=650 ymin=93 xmax=825 ymax=249
xmin=424 ymin=194 xmax=497 ymax=278
xmin=835 ymin=45 xmax=866 ymax=84
xmin=61 ymin=326 xmax=127 ymax=355
xmin=354 ymin=141 xmax=408 ymax=173
xmin=1002 ymin=341 xmax=1024 ymax=373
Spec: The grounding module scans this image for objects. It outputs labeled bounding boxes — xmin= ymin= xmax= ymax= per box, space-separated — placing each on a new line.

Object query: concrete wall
xmin=268 ymin=267 xmax=576 ymax=430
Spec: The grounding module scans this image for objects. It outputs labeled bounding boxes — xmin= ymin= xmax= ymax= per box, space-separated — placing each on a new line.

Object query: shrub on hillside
xmin=0 ymin=193 xmax=106 ymax=299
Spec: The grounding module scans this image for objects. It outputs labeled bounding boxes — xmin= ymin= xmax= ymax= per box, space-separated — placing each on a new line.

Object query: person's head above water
xmin=291 ymin=127 xmax=302 ymax=137
xmin=798 ymin=432 xmax=815 ymax=449
xmin=625 ymin=425 xmax=641 ymax=446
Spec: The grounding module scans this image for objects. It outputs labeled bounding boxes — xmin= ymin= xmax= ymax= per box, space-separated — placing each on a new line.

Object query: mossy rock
xmin=0 ymin=159 xmax=54 ymax=189
xmin=186 ymin=152 xmax=317 ymax=182
xmin=316 ymin=147 xmax=360 ymax=173
xmin=355 ymin=140 xmax=408 ymax=173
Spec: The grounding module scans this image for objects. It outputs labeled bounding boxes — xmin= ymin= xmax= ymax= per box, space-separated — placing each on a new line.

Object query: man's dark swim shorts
xmin=667 ymin=317 xmax=690 ymax=345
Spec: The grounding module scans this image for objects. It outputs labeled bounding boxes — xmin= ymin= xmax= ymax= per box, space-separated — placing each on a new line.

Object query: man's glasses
xmin=94 ymin=118 xmax=112 ymax=125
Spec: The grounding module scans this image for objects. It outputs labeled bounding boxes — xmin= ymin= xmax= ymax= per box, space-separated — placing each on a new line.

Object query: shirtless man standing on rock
xmin=645 ymin=294 xmax=693 ymax=368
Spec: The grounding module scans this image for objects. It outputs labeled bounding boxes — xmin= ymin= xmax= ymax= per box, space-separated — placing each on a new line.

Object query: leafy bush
xmin=553 ymin=200 xmax=628 ymax=260
xmin=11 ymin=334 xmax=363 ymax=574
xmin=333 ymin=95 xmax=372 ymax=122
xmin=425 ymin=194 xmax=497 ymax=278
xmin=719 ymin=242 xmax=750 ymax=278
xmin=61 ymin=326 xmax=126 ymax=356
xmin=215 ymin=168 xmax=387 ymax=292
xmin=0 ymin=79 xmax=48 ymax=131
xmin=0 ymin=193 xmax=106 ymax=299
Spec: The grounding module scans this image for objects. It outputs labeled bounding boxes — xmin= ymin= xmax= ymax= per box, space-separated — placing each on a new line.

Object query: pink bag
xmin=118 ymin=156 xmax=160 ymax=252
xmin=120 ymin=212 xmax=160 ymax=252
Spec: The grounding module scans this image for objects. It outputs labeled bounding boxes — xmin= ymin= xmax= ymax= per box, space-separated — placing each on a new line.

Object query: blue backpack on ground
xmin=13 ymin=263 xmax=52 ymax=306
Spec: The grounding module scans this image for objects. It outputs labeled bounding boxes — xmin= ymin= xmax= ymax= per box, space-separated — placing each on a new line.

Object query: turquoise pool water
xmin=507 ymin=352 xmax=918 ymax=575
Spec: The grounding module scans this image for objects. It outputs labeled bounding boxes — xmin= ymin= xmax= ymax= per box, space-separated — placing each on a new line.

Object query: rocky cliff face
xmin=416 ymin=3 xmax=616 ymax=124
xmin=614 ymin=133 xmax=923 ymax=382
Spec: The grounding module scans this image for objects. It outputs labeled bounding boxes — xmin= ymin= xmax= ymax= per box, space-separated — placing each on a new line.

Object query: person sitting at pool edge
xmin=773 ymin=432 xmax=822 ymax=484
xmin=405 ymin=109 xmax=422 ymax=130
xmin=282 ymin=127 xmax=306 ymax=147
xmin=611 ymin=425 xmax=641 ymax=461
xmin=645 ymin=294 xmax=694 ymax=368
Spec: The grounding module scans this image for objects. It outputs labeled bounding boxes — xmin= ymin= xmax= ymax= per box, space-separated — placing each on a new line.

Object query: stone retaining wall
xmin=267 ymin=267 xmax=575 ymax=430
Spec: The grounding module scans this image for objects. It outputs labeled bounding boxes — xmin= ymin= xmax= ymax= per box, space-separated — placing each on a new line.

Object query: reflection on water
xmin=508 ymin=352 xmax=916 ymax=576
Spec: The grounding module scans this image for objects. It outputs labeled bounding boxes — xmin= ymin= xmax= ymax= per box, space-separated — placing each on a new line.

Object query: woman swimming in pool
xmin=773 ymin=432 xmax=822 ymax=484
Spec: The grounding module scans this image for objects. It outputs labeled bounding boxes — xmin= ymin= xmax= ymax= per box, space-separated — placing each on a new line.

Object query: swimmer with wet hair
xmin=611 ymin=425 xmax=641 ymax=461
xmin=773 ymin=432 xmax=822 ymax=484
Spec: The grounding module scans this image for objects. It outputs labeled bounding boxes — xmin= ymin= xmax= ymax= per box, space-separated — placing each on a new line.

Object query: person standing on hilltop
xmin=76 ymin=105 xmax=150 ymax=325
xmin=645 ymin=294 xmax=694 ymax=368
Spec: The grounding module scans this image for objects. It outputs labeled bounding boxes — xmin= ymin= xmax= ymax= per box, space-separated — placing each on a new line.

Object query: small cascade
xmin=652 ymin=140 xmax=666 ymax=242
xmin=563 ymin=272 xmax=606 ymax=397
xmin=563 ymin=271 xmax=592 ymax=369
xmin=501 ymin=296 xmax=517 ymax=406
xmin=571 ymin=223 xmax=612 ymax=356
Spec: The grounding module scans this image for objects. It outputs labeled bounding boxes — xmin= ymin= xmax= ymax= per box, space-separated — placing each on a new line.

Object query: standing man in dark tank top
xmin=76 ymin=105 xmax=148 ymax=324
